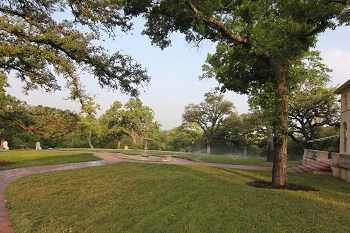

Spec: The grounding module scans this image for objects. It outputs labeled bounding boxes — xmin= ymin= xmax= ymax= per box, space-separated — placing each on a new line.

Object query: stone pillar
xmin=317 ymin=151 xmax=329 ymax=163
xmin=331 ymin=153 xmax=340 ymax=177
xmin=337 ymin=153 xmax=350 ymax=183
xmin=2 ymin=141 xmax=9 ymax=150
xmin=35 ymin=142 xmax=42 ymax=150
xmin=303 ymin=149 xmax=308 ymax=164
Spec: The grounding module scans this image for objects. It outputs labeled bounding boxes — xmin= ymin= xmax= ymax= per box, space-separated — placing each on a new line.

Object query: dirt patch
xmin=0 ymin=160 xmax=15 ymax=166
xmin=247 ymin=181 xmax=319 ymax=191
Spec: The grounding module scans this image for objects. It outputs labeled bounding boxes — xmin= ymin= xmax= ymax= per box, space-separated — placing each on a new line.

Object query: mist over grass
xmin=175 ymin=153 xmax=302 ymax=167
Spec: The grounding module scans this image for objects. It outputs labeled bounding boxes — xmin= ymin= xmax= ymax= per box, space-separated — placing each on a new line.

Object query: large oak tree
xmin=182 ymin=93 xmax=234 ymax=154
xmin=125 ymin=0 xmax=349 ymax=186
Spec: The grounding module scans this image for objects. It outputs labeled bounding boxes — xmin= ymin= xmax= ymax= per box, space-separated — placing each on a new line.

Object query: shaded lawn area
xmin=7 ymin=163 xmax=350 ymax=233
xmin=0 ymin=150 xmax=100 ymax=170
xmin=176 ymin=153 xmax=302 ymax=167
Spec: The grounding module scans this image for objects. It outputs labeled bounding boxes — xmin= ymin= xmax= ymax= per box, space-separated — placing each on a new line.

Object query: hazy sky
xmin=6 ymin=18 xmax=350 ymax=130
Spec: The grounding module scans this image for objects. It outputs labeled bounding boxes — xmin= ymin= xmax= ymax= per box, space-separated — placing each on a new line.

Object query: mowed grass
xmin=176 ymin=153 xmax=302 ymax=167
xmin=0 ymin=150 xmax=100 ymax=170
xmin=6 ymin=163 xmax=350 ymax=233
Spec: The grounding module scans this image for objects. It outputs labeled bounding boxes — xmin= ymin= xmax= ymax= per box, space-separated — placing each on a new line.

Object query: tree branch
xmin=185 ymin=0 xmax=250 ymax=44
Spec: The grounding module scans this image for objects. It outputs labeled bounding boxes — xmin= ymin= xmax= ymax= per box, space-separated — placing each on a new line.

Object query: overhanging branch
xmin=185 ymin=0 xmax=250 ymax=44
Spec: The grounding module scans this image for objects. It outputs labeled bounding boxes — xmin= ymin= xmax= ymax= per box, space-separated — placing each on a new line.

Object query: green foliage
xmin=289 ymin=85 xmax=340 ymax=147
xmin=122 ymin=98 xmax=160 ymax=146
xmin=99 ymin=100 xmax=127 ymax=148
xmin=166 ymin=123 xmax=202 ymax=151
xmin=0 ymin=0 xmax=149 ymax=96
xmin=0 ymin=90 xmax=80 ymax=148
xmin=125 ymin=0 xmax=349 ymax=183
xmin=182 ymin=93 xmax=234 ymax=153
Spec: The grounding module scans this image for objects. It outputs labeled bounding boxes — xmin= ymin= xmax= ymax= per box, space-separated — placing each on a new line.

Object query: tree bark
xmin=117 ymin=140 xmax=121 ymax=149
xmin=267 ymin=127 xmax=274 ymax=162
xmin=131 ymin=128 xmax=137 ymax=144
xmin=88 ymin=129 xmax=94 ymax=149
xmin=269 ymin=57 xmax=289 ymax=187
xmin=206 ymin=140 xmax=211 ymax=154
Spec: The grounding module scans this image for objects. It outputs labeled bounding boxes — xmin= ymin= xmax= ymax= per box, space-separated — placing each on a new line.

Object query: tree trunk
xmin=88 ymin=129 xmax=94 ymax=149
xmin=117 ymin=140 xmax=121 ymax=149
xmin=131 ymin=128 xmax=137 ymax=144
xmin=269 ymin=57 xmax=289 ymax=187
xmin=267 ymin=127 xmax=274 ymax=162
xmin=206 ymin=140 xmax=211 ymax=154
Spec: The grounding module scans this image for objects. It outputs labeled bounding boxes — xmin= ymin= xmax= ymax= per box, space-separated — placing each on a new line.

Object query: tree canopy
xmin=124 ymin=0 xmax=349 ymax=186
xmin=0 ymin=0 xmax=149 ymax=97
xmin=183 ymin=93 xmax=234 ymax=154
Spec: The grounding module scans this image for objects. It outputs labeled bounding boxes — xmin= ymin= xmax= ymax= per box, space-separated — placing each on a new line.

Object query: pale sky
xmin=6 ymin=18 xmax=349 ymax=130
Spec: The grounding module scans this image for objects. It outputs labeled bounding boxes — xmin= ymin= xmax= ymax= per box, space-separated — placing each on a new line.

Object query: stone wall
xmin=331 ymin=153 xmax=350 ymax=183
xmin=303 ymin=149 xmax=330 ymax=164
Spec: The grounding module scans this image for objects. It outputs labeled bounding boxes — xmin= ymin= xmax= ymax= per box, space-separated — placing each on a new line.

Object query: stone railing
xmin=331 ymin=153 xmax=350 ymax=182
xmin=303 ymin=149 xmax=330 ymax=164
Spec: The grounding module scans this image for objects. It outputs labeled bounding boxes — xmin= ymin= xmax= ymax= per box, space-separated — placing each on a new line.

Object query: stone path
xmin=0 ymin=152 xmax=293 ymax=233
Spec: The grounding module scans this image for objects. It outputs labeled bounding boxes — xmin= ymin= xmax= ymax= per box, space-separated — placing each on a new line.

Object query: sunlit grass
xmin=6 ymin=163 xmax=350 ymax=233
xmin=0 ymin=150 xmax=100 ymax=170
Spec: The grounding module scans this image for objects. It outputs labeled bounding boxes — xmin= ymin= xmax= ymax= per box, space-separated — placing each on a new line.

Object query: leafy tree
xmin=27 ymin=106 xmax=79 ymax=141
xmin=289 ymin=85 xmax=340 ymax=149
xmin=79 ymin=96 xmax=101 ymax=149
xmin=0 ymin=0 xmax=149 ymax=97
xmin=126 ymin=0 xmax=349 ymax=186
xmin=0 ymin=97 xmax=79 ymax=148
xmin=166 ymin=123 xmax=202 ymax=151
xmin=182 ymin=93 xmax=234 ymax=154
xmin=99 ymin=100 xmax=128 ymax=149
xmin=220 ymin=112 xmax=267 ymax=157
xmin=122 ymin=98 xmax=157 ymax=146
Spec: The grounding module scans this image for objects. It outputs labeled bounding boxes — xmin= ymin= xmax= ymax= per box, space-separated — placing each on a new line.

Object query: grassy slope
xmin=7 ymin=163 xmax=350 ymax=233
xmin=176 ymin=153 xmax=302 ymax=167
xmin=0 ymin=150 xmax=100 ymax=170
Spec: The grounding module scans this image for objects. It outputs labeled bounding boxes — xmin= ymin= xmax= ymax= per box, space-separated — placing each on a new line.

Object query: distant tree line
xmin=1 ymin=85 xmax=339 ymax=161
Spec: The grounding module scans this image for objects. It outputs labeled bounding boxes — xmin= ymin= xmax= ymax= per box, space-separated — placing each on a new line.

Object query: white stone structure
xmin=303 ymin=149 xmax=330 ymax=164
xmin=2 ymin=141 xmax=9 ymax=150
xmin=332 ymin=79 xmax=350 ymax=182
xmin=35 ymin=142 xmax=42 ymax=150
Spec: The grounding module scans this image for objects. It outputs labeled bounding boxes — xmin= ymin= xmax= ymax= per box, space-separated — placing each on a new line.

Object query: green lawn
xmin=6 ymin=163 xmax=350 ymax=233
xmin=176 ymin=153 xmax=302 ymax=167
xmin=0 ymin=150 xmax=100 ymax=170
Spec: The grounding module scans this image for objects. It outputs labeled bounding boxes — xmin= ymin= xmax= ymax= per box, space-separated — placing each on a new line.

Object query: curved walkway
xmin=0 ymin=152 xmax=293 ymax=233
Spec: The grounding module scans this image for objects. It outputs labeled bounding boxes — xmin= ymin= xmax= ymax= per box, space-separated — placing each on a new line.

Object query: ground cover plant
xmin=7 ymin=163 xmax=350 ymax=233
xmin=176 ymin=153 xmax=302 ymax=167
xmin=0 ymin=150 xmax=99 ymax=170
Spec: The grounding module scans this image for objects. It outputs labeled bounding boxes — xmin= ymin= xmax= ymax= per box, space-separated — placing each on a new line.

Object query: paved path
xmin=0 ymin=152 xmax=293 ymax=233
